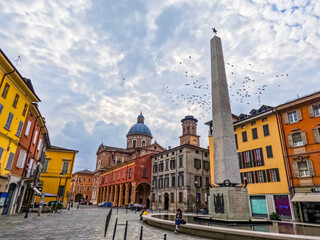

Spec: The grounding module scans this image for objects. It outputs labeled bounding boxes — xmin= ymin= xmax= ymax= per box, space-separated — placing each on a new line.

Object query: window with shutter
xmin=242 ymin=131 xmax=248 ymax=142
xmin=235 ymin=134 xmax=238 ymax=149
xmin=26 ymin=159 xmax=33 ymax=177
xmin=33 ymin=130 xmax=38 ymax=144
xmin=298 ymin=161 xmax=309 ymax=177
xmin=314 ymin=104 xmax=320 ymax=117
xmin=42 ymin=160 xmax=49 ymax=172
xmin=22 ymin=104 xmax=28 ymax=117
xmin=301 ymin=131 xmax=308 ymax=145
xmin=62 ymin=161 xmax=69 ymax=174
xmin=0 ymin=147 xmax=4 ymax=161
xmin=16 ymin=121 xmax=24 ymax=137
xmin=308 ymin=105 xmax=315 ymax=117
xmin=5 ymin=152 xmax=14 ymax=170
xmin=296 ymin=109 xmax=303 ymax=121
xmin=283 ymin=112 xmax=289 ymax=124
xmin=312 ymin=128 xmax=320 ymax=143
xmin=37 ymin=138 xmax=43 ymax=151
xmin=288 ymin=134 xmax=294 ymax=147
xmin=16 ymin=150 xmax=27 ymax=169
xmin=2 ymin=83 xmax=10 ymax=98
xmin=252 ymin=128 xmax=258 ymax=139
xmin=5 ymin=112 xmax=13 ymax=130
xmin=0 ymin=103 xmax=3 ymax=116
xmin=292 ymin=133 xmax=303 ymax=146
xmin=266 ymin=146 xmax=273 ymax=158
xmin=25 ymin=121 xmax=32 ymax=136
xmin=288 ymin=111 xmax=298 ymax=123
xmin=307 ymin=160 xmax=315 ymax=176
xmin=12 ymin=94 xmax=19 ymax=108
xmin=263 ymin=124 xmax=270 ymax=136
xmin=292 ymin=161 xmax=299 ymax=177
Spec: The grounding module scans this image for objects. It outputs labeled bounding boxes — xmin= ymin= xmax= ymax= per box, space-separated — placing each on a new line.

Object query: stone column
xmin=113 ymin=185 xmax=119 ymax=206
xmin=109 ymin=186 xmax=114 ymax=202
xmin=130 ymin=182 xmax=136 ymax=204
xmin=105 ymin=186 xmax=109 ymax=202
xmin=118 ymin=184 xmax=124 ymax=207
xmin=97 ymin=188 xmax=100 ymax=203
xmin=124 ymin=183 xmax=130 ymax=205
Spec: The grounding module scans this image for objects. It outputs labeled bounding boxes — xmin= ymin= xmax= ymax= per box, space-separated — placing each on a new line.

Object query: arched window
xmin=129 ymin=168 xmax=132 ymax=178
xmin=133 ymin=139 xmax=136 ymax=148
xmin=142 ymin=140 xmax=146 ymax=147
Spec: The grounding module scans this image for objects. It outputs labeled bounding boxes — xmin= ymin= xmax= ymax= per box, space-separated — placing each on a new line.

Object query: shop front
xmin=274 ymin=195 xmax=292 ymax=219
xmin=250 ymin=195 xmax=268 ymax=218
xmin=292 ymin=193 xmax=320 ymax=223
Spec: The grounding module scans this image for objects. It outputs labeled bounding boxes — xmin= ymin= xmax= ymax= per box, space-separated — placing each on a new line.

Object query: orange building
xmin=70 ymin=170 xmax=94 ymax=205
xmin=276 ymin=91 xmax=320 ymax=223
xmin=97 ymin=154 xmax=153 ymax=208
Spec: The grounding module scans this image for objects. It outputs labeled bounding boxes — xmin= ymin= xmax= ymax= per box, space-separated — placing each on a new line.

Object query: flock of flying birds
xmin=164 ymin=56 xmax=290 ymax=120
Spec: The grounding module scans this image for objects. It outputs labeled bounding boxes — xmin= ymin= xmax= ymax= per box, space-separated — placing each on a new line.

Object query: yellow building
xmin=0 ymin=49 xmax=40 ymax=193
xmin=206 ymin=106 xmax=293 ymax=220
xmin=36 ymin=146 xmax=78 ymax=207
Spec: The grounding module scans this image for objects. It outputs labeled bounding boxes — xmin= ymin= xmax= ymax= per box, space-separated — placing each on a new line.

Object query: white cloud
xmin=1 ymin=0 xmax=319 ymax=171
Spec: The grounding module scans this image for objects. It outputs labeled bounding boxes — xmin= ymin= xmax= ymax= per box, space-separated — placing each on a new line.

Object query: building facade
xmin=276 ymin=91 xmax=320 ymax=223
xmin=0 ymin=49 xmax=40 ymax=214
xmin=35 ymin=146 xmax=78 ymax=207
xmin=151 ymin=116 xmax=210 ymax=212
xmin=92 ymin=113 xmax=164 ymax=205
xmin=97 ymin=154 xmax=153 ymax=207
xmin=206 ymin=105 xmax=293 ymax=220
xmin=70 ymin=170 xmax=94 ymax=205
xmin=5 ymin=103 xmax=49 ymax=215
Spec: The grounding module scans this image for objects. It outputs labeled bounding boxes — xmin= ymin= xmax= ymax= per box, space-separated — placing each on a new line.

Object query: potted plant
xmin=270 ymin=212 xmax=281 ymax=221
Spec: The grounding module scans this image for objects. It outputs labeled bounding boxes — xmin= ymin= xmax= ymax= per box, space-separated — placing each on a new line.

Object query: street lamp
xmin=55 ymin=172 xmax=63 ymax=212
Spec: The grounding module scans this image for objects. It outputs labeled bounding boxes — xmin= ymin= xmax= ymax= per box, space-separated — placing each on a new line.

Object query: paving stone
xmin=0 ymin=206 xmax=209 ymax=240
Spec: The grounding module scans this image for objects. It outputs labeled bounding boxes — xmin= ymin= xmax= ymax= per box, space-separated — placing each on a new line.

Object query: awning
xmin=33 ymin=187 xmax=42 ymax=195
xmin=291 ymin=193 xmax=320 ymax=202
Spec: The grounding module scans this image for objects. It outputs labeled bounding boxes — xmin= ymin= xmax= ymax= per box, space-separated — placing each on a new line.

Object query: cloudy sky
xmin=1 ymin=0 xmax=319 ymax=172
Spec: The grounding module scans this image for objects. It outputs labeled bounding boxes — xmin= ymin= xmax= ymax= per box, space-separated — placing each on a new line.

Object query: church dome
xmin=127 ymin=113 xmax=152 ymax=137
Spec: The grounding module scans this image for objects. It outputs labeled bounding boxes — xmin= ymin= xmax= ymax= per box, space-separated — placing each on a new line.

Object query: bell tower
xmin=179 ymin=115 xmax=200 ymax=146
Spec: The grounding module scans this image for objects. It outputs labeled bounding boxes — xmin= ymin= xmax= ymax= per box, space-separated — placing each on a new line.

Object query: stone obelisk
xmin=209 ymin=35 xmax=250 ymax=221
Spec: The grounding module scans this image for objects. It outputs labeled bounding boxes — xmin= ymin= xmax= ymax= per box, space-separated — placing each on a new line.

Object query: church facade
xmin=93 ymin=113 xmax=164 ymax=206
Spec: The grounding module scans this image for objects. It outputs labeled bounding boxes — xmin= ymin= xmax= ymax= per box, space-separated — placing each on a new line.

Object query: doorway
xmin=2 ymin=183 xmax=16 ymax=215
xmin=164 ymin=193 xmax=169 ymax=210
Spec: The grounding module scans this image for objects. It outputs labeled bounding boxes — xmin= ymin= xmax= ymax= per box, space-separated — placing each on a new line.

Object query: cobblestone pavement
xmin=0 ymin=206 xmax=209 ymax=240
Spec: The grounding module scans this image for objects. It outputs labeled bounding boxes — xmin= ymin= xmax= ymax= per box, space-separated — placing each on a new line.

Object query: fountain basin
xmin=142 ymin=214 xmax=320 ymax=240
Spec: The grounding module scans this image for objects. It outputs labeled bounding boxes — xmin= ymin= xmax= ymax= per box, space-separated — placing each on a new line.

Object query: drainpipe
xmin=0 ymin=70 xmax=15 ymax=90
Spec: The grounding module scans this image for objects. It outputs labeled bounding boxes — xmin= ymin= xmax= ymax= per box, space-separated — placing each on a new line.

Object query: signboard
xmin=250 ymin=196 xmax=268 ymax=217
xmin=0 ymin=192 xmax=8 ymax=207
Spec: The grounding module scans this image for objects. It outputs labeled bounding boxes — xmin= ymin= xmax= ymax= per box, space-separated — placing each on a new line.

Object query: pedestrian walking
xmin=175 ymin=208 xmax=183 ymax=233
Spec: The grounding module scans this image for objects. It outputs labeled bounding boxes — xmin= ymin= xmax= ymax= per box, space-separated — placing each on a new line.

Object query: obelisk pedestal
xmin=209 ymin=35 xmax=250 ymax=221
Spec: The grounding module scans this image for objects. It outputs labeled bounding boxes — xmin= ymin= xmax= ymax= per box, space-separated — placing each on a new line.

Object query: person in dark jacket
xmin=175 ymin=208 xmax=183 ymax=233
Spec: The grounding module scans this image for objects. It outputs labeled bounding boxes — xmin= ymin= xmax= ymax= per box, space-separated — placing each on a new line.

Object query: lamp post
xmin=55 ymin=172 xmax=63 ymax=212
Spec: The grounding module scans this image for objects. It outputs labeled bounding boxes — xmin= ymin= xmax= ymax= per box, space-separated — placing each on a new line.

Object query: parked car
xmin=98 ymin=202 xmax=113 ymax=207
xmin=131 ymin=203 xmax=144 ymax=211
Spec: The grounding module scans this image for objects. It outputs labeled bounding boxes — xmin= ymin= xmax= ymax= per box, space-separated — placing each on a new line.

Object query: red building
xmin=97 ymin=154 xmax=153 ymax=208
xmin=70 ymin=170 xmax=94 ymax=205
xmin=5 ymin=103 xmax=49 ymax=215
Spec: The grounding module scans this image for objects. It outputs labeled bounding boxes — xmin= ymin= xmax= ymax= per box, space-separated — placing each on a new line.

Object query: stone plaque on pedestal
xmin=209 ymin=187 xmax=250 ymax=221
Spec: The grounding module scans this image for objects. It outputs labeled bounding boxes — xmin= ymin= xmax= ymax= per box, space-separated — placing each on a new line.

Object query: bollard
xmin=112 ymin=218 xmax=118 ymax=240
xmin=104 ymin=208 xmax=113 ymax=237
xmin=123 ymin=220 xmax=128 ymax=240
xmin=164 ymin=233 xmax=167 ymax=240
xmin=139 ymin=226 xmax=143 ymax=240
